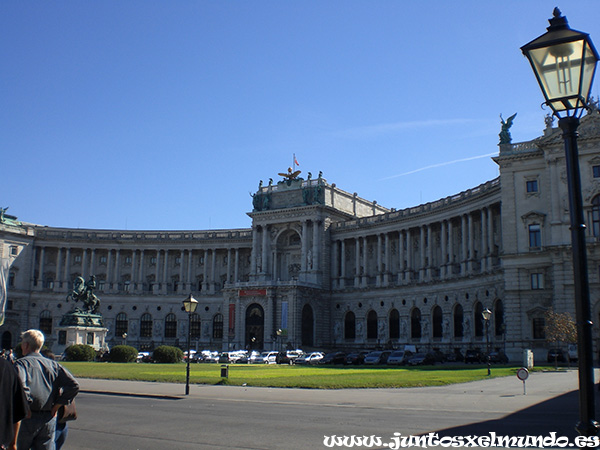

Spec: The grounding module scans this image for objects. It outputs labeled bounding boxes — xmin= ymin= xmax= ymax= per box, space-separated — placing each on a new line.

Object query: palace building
xmin=2 ymin=111 xmax=600 ymax=362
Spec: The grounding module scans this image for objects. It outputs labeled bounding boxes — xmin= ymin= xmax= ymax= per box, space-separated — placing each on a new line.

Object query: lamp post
xmin=521 ymin=8 xmax=599 ymax=438
xmin=182 ymin=293 xmax=198 ymax=396
xmin=482 ymin=308 xmax=492 ymax=376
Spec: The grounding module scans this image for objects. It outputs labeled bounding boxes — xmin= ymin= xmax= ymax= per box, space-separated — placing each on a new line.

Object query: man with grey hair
xmin=14 ymin=330 xmax=79 ymax=450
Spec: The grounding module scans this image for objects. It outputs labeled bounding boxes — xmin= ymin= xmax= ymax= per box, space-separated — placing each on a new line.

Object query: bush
xmin=64 ymin=344 xmax=96 ymax=362
xmin=109 ymin=345 xmax=138 ymax=363
xmin=152 ymin=345 xmax=184 ymax=363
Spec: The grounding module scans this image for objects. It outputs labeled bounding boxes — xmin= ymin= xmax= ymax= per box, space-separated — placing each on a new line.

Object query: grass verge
xmin=62 ymin=362 xmax=532 ymax=389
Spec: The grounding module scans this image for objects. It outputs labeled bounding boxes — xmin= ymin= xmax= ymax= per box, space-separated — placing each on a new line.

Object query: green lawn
xmin=63 ymin=362 xmax=526 ymax=389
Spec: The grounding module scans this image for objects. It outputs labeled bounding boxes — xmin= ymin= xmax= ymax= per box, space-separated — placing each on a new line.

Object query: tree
xmin=544 ymin=309 xmax=577 ymax=367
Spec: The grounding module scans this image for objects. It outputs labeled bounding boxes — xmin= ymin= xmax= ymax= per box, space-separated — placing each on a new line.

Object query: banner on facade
xmin=0 ymin=257 xmax=8 ymax=326
xmin=228 ymin=303 xmax=235 ymax=336
xmin=281 ymin=301 xmax=288 ymax=336
xmin=239 ymin=289 xmax=267 ymax=297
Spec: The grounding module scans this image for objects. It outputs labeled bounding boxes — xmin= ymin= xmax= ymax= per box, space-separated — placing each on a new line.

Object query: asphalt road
xmin=63 ymin=369 xmax=596 ymax=450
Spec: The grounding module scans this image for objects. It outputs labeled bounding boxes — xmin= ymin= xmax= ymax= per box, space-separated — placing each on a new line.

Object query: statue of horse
xmin=67 ymin=275 xmax=101 ymax=314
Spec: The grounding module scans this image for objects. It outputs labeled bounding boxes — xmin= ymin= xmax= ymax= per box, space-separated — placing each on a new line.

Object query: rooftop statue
xmin=499 ymin=113 xmax=517 ymax=144
xmin=67 ymin=275 xmax=101 ymax=314
xmin=278 ymin=167 xmax=301 ymax=180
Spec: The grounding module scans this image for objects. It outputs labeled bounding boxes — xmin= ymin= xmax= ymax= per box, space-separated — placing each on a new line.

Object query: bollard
xmin=221 ymin=364 xmax=229 ymax=378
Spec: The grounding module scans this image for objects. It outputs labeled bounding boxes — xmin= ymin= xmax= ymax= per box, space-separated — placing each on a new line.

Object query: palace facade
xmin=3 ymin=111 xmax=600 ymax=362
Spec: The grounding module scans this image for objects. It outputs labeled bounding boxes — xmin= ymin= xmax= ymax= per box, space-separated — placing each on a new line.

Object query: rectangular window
xmin=10 ymin=246 xmax=18 ymax=256
xmin=526 ymin=180 xmax=538 ymax=193
xmin=175 ymin=257 xmax=181 ymax=265
xmin=74 ymin=255 xmax=82 ymax=264
xmin=150 ymin=257 xmax=157 ymax=265
xmin=100 ymin=256 xmax=107 ymax=264
xmin=593 ymin=165 xmax=600 ymax=178
xmin=125 ymin=256 xmax=132 ymax=265
xmin=531 ymin=273 xmax=544 ymax=289
xmin=533 ymin=318 xmax=545 ymax=339
xmin=529 ymin=224 xmax=541 ymax=248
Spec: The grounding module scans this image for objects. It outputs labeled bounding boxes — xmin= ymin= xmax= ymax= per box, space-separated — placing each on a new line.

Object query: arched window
xmin=389 ymin=309 xmax=400 ymax=339
xmin=140 ymin=313 xmax=153 ymax=338
xmin=494 ymin=300 xmax=505 ymax=337
xmin=344 ymin=311 xmax=356 ymax=340
xmin=115 ymin=313 xmax=128 ymax=337
xmin=474 ymin=302 xmax=484 ymax=337
xmin=366 ymin=310 xmax=378 ymax=339
xmin=164 ymin=313 xmax=177 ymax=338
xmin=39 ymin=310 xmax=52 ymax=336
xmin=190 ymin=313 xmax=201 ymax=339
xmin=453 ymin=304 xmax=464 ymax=338
xmin=432 ymin=306 xmax=443 ymax=338
xmin=592 ymin=195 xmax=600 ymax=237
xmin=213 ymin=314 xmax=223 ymax=339
xmin=411 ymin=308 xmax=421 ymax=339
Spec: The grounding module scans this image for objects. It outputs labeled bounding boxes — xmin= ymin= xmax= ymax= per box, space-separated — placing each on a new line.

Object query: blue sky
xmin=3 ymin=1 xmax=599 ymax=231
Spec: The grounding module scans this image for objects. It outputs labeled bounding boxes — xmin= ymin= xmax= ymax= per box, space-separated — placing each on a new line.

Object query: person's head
xmin=21 ymin=329 xmax=45 ymax=355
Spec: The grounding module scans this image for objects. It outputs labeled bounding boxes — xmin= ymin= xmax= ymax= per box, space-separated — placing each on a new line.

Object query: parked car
xmin=363 ymin=350 xmax=392 ymax=365
xmin=295 ymin=352 xmax=324 ymax=365
xmin=567 ymin=344 xmax=578 ymax=362
xmin=136 ymin=352 xmax=151 ymax=363
xmin=446 ymin=350 xmax=464 ymax=363
xmin=407 ymin=353 xmax=427 ymax=366
xmin=218 ymin=352 xmax=231 ymax=364
xmin=319 ymin=352 xmax=346 ymax=365
xmin=286 ymin=350 xmax=305 ymax=363
xmin=488 ymin=351 xmax=509 ymax=364
xmin=465 ymin=349 xmax=482 ymax=363
xmin=247 ymin=351 xmax=262 ymax=364
xmin=547 ymin=348 xmax=566 ymax=363
xmin=345 ymin=351 xmax=369 ymax=365
xmin=276 ymin=351 xmax=293 ymax=365
xmin=387 ymin=350 xmax=412 ymax=365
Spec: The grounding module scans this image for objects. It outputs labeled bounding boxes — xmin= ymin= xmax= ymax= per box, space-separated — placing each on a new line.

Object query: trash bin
xmin=221 ymin=364 xmax=229 ymax=378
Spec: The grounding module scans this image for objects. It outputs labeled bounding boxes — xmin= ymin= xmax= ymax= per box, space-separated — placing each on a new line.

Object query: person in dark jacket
xmin=0 ymin=357 xmax=29 ymax=450
xmin=14 ymin=330 xmax=79 ymax=450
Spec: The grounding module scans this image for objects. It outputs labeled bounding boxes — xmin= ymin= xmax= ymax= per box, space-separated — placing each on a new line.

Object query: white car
xmin=296 ymin=352 xmax=324 ymax=365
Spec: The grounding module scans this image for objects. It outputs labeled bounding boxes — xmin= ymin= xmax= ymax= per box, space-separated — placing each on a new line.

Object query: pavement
xmin=78 ymin=368 xmax=600 ymax=440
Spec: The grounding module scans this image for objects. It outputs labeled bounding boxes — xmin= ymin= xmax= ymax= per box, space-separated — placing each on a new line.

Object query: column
xmin=234 ymin=249 xmax=240 ymax=284
xmin=487 ymin=208 xmax=494 ymax=268
xmin=63 ymin=248 xmax=71 ymax=286
xmin=480 ymin=209 xmax=487 ymax=273
xmin=114 ymin=249 xmax=121 ymax=289
xmin=384 ymin=233 xmax=390 ymax=286
xmin=361 ymin=236 xmax=368 ymax=287
xmin=398 ymin=231 xmax=404 ymax=283
xmin=90 ymin=249 xmax=96 ymax=278
xmin=107 ymin=250 xmax=113 ymax=291
xmin=426 ymin=225 xmax=432 ymax=280
xmin=332 ymin=240 xmax=339 ymax=289
xmin=406 ymin=229 xmax=412 ymax=281
xmin=448 ymin=220 xmax=454 ymax=276
xmin=37 ymin=247 xmax=45 ymax=288
xmin=312 ymin=221 xmax=319 ymax=272
xmin=261 ymin=226 xmax=268 ymax=275
xmin=226 ymin=248 xmax=232 ymax=285
xmin=55 ymin=248 xmax=62 ymax=289
xmin=440 ymin=221 xmax=447 ymax=279
xmin=419 ymin=226 xmax=426 ymax=280
xmin=139 ymin=250 xmax=145 ymax=292
xmin=179 ymin=250 xmax=185 ymax=292
xmin=467 ymin=213 xmax=474 ymax=273
xmin=202 ymin=250 xmax=208 ymax=291
xmin=301 ymin=221 xmax=308 ymax=273
xmin=376 ymin=234 xmax=382 ymax=287
xmin=154 ymin=250 xmax=160 ymax=294
xmin=187 ymin=250 xmax=193 ymax=292
xmin=211 ymin=248 xmax=216 ymax=291
xmin=82 ymin=249 xmax=88 ymax=279
xmin=250 ymin=227 xmax=258 ymax=275
xmin=354 ymin=238 xmax=360 ymax=288
xmin=340 ymin=240 xmax=346 ymax=289
xmin=461 ymin=215 xmax=468 ymax=274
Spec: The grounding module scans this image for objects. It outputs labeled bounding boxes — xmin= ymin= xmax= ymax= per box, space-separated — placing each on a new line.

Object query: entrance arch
xmin=245 ymin=304 xmax=264 ymax=350
xmin=301 ymin=304 xmax=314 ymax=347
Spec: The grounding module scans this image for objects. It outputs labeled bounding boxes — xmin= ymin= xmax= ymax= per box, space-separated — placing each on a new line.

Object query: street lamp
xmin=182 ymin=293 xmax=198 ymax=396
xmin=521 ymin=8 xmax=599 ymax=438
xmin=482 ymin=308 xmax=492 ymax=376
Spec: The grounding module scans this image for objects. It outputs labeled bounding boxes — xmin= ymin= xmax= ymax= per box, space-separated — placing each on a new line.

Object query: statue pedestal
xmin=55 ymin=311 xmax=108 ymax=354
